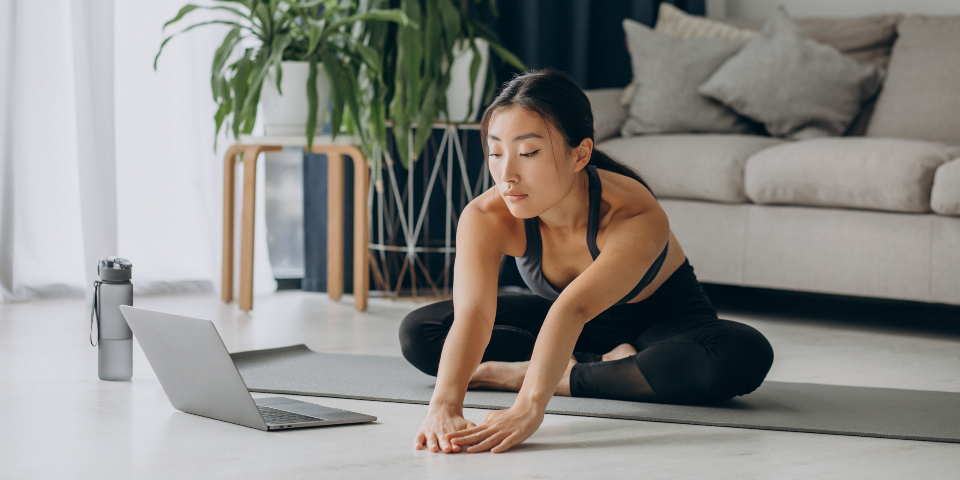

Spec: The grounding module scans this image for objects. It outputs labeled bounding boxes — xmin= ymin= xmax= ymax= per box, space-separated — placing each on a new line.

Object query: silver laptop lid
xmin=119 ymin=306 xmax=267 ymax=430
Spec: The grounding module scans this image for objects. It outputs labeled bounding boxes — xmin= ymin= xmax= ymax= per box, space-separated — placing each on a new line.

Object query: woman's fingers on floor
xmin=414 ymin=432 xmax=425 ymax=450
xmin=427 ymin=433 xmax=440 ymax=452
xmin=466 ymin=431 xmax=509 ymax=453
xmin=446 ymin=424 xmax=484 ymax=439
xmin=436 ymin=433 xmax=454 ymax=453
xmin=451 ymin=425 xmax=496 ymax=445
xmin=449 ymin=426 xmax=492 ymax=445
xmin=490 ymin=433 xmax=521 ymax=453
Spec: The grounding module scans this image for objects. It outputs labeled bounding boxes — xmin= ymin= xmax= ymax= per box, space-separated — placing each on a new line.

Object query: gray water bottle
xmin=91 ymin=257 xmax=133 ymax=381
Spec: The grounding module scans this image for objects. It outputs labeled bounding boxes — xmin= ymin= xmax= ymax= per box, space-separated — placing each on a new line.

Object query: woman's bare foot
xmin=554 ymin=357 xmax=577 ymax=396
xmin=601 ymin=343 xmax=638 ymax=362
xmin=469 ymin=361 xmax=529 ymax=392
xmin=469 ymin=356 xmax=579 ymax=395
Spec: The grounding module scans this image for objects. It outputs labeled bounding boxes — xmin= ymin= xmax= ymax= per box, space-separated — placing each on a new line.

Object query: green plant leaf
xmin=240 ymin=33 xmax=291 ymax=116
xmin=436 ymin=0 xmax=460 ymax=50
xmin=487 ymin=40 xmax=526 ymax=71
xmin=215 ymin=0 xmax=254 ymax=7
xmin=229 ymin=49 xmax=254 ymax=140
xmin=305 ymin=59 xmax=319 ymax=150
xmin=155 ymin=19 xmax=255 ymax=70
xmin=352 ymin=43 xmax=382 ymax=73
xmin=413 ymin=81 xmax=439 ymax=158
xmin=320 ymin=50 xmax=346 ymax=138
xmin=213 ymin=94 xmax=233 ymax=150
xmin=465 ymin=38 xmax=482 ymax=122
xmin=163 ymin=4 xmax=258 ymax=33
xmin=322 ymin=9 xmax=415 ymax=36
xmin=162 ymin=4 xmax=201 ymax=31
xmin=295 ymin=0 xmax=328 ymax=8
xmin=306 ymin=20 xmax=324 ymax=56
xmin=422 ymin=0 xmax=440 ymax=81
xmin=274 ymin=61 xmax=284 ymax=95
xmin=211 ymin=27 xmax=243 ymax=98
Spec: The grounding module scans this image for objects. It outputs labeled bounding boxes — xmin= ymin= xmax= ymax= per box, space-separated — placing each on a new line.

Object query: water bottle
xmin=90 ymin=257 xmax=133 ymax=381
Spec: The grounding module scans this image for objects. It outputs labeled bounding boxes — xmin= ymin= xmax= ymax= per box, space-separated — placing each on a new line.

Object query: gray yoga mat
xmin=231 ymin=344 xmax=960 ymax=443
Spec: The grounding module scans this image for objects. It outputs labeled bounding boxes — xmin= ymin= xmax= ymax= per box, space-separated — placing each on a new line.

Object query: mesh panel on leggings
xmin=569 ymin=356 xmax=663 ymax=403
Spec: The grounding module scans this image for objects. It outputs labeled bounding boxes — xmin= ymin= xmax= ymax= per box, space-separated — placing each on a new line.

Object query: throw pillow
xmin=698 ymin=7 xmax=885 ymax=139
xmin=617 ymin=3 xmax=758 ymax=107
xmin=655 ymin=2 xmax=757 ymax=41
xmin=866 ymin=15 xmax=960 ymax=145
xmin=720 ymin=14 xmax=902 ymax=69
xmin=719 ymin=14 xmax=901 ymax=136
xmin=620 ymin=19 xmax=755 ymax=137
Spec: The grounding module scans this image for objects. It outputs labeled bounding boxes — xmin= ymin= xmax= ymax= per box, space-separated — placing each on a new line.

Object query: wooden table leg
xmin=238 ymin=146 xmax=262 ymax=312
xmin=222 ymin=146 xmax=238 ymax=303
xmin=237 ymin=145 xmax=282 ymax=312
xmin=311 ymin=145 xmax=369 ymax=311
xmin=326 ymin=152 xmax=345 ymax=301
xmin=347 ymin=147 xmax=370 ymax=312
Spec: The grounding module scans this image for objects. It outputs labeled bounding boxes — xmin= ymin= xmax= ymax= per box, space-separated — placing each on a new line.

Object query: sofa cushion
xmin=620 ymin=19 xmax=755 ymax=136
xmin=699 ymin=8 xmax=885 ymax=140
xmin=931 ymin=158 xmax=960 ymax=216
xmin=598 ymin=134 xmax=782 ymax=203
xmin=866 ymin=15 xmax=960 ymax=145
xmin=744 ymin=138 xmax=960 ymax=213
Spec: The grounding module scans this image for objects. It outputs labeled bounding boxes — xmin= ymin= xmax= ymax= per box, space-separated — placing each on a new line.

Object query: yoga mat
xmin=231 ymin=344 xmax=960 ymax=443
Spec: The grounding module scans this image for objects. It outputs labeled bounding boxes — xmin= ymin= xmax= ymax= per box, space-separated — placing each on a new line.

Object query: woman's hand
xmin=415 ymin=406 xmax=477 ymax=453
xmin=447 ymin=401 xmax=545 ymax=453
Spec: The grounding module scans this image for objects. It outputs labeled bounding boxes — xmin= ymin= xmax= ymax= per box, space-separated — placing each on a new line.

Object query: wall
xmin=714 ymin=0 xmax=960 ymax=18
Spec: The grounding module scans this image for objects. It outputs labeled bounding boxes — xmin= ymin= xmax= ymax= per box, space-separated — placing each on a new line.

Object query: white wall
xmin=718 ymin=0 xmax=960 ymax=18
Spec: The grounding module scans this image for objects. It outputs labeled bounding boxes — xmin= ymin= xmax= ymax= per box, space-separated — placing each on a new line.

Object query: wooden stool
xmin=221 ymin=137 xmax=369 ymax=311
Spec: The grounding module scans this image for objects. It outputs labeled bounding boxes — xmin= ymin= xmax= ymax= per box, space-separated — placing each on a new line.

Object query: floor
xmin=2 ymin=287 xmax=960 ymax=479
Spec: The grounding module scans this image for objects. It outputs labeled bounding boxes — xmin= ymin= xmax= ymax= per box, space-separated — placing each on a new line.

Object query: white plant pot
xmin=261 ymin=61 xmax=331 ymax=137
xmin=442 ymin=38 xmax=490 ymax=123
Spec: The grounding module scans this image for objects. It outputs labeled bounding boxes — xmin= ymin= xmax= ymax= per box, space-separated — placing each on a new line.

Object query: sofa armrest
xmin=584 ymin=88 xmax=629 ymax=143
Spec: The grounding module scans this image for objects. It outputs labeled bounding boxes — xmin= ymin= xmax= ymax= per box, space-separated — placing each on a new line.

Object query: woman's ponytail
xmin=588 ymin=148 xmax=655 ymax=198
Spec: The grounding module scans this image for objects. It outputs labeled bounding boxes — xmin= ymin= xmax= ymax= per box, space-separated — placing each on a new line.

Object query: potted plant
xmin=369 ymin=0 xmax=526 ymax=167
xmin=154 ymin=0 xmax=413 ymax=152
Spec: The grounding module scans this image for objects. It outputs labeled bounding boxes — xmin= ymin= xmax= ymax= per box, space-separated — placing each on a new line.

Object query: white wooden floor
xmin=2 ymin=288 xmax=959 ymax=479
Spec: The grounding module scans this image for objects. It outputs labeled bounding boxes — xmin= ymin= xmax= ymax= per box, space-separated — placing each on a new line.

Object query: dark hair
xmin=480 ymin=68 xmax=654 ymax=196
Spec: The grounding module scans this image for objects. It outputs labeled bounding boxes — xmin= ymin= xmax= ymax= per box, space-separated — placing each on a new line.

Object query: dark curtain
xmin=491 ymin=0 xmax=705 ymax=90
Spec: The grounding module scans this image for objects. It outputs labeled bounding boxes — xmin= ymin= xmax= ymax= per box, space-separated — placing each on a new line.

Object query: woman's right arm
xmin=414 ymin=202 xmax=505 ymax=453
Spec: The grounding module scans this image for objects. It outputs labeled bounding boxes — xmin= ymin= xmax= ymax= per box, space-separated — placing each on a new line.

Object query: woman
xmin=399 ymin=69 xmax=774 ymax=454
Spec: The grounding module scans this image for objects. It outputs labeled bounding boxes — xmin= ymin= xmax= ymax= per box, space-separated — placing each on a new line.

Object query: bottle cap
xmin=98 ymin=257 xmax=132 ymax=282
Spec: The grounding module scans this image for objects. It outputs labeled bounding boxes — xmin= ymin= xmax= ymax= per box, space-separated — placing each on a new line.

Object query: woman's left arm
xmin=447 ymin=208 xmax=670 ymax=453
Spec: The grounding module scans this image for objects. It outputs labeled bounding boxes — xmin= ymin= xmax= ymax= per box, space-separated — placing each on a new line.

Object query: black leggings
xmin=399 ymin=259 xmax=774 ymax=405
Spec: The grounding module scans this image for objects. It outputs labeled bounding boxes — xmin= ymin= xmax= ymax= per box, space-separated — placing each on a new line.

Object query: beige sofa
xmin=585 ymin=14 xmax=960 ymax=306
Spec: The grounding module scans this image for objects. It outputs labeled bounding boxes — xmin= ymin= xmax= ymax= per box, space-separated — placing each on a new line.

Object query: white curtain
xmin=0 ymin=0 xmax=276 ymax=302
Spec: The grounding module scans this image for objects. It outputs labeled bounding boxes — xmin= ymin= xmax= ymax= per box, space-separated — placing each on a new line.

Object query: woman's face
xmin=485 ymin=106 xmax=585 ymax=219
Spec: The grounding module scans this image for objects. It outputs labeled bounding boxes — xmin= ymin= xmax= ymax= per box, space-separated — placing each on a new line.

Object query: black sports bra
xmin=515 ymin=165 xmax=669 ymax=306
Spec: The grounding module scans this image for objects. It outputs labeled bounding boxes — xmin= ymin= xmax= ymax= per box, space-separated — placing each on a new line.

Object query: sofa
xmin=584 ymin=11 xmax=960 ymax=306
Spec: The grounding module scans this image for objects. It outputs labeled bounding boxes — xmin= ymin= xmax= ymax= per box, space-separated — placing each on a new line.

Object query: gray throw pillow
xmin=620 ymin=19 xmax=755 ymax=137
xmin=698 ymin=8 xmax=885 ymax=139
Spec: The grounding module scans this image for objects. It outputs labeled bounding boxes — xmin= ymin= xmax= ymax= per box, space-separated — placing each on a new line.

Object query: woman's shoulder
xmin=459 ymin=188 xmax=526 ymax=256
xmin=594 ymin=167 xmax=661 ymax=221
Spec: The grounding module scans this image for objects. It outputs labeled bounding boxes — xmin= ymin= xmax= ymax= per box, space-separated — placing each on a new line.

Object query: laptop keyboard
xmin=258 ymin=405 xmax=324 ymax=425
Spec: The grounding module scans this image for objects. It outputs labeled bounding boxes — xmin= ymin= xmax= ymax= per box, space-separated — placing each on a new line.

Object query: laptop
xmin=119 ymin=306 xmax=376 ymax=431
